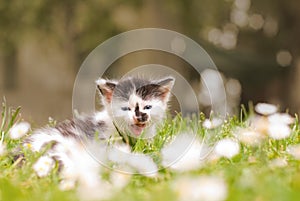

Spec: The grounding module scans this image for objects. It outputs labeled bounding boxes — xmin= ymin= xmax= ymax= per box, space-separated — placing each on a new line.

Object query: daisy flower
xmin=287 ymin=144 xmax=300 ymax=160
xmin=236 ymin=128 xmax=264 ymax=146
xmin=269 ymin=158 xmax=288 ymax=168
xmin=268 ymin=113 xmax=294 ymax=125
xmin=267 ymin=123 xmax=291 ymax=140
xmin=172 ymin=176 xmax=228 ymax=201
xmin=107 ymin=144 xmax=158 ymax=177
xmin=255 ymin=103 xmax=277 ymax=115
xmin=9 ymin=122 xmax=31 ymax=139
xmin=250 ymin=110 xmax=294 ymax=140
xmin=77 ymin=180 xmax=113 ymax=201
xmin=161 ymin=133 xmax=206 ymax=172
xmin=59 ymin=179 xmax=76 ymax=191
xmin=214 ymin=138 xmax=240 ymax=159
xmin=110 ymin=171 xmax=131 ymax=189
xmin=33 ymin=156 xmax=55 ymax=177
xmin=249 ymin=116 xmax=269 ymax=134
xmin=127 ymin=153 xmax=158 ymax=177
xmin=203 ymin=118 xmax=223 ymax=129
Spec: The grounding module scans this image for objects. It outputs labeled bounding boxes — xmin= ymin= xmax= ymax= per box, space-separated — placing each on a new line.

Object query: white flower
xmin=161 ymin=133 xmax=206 ymax=172
xmin=203 ymin=118 xmax=223 ymax=129
xmin=287 ymin=144 xmax=300 ymax=160
xmin=127 ymin=153 xmax=158 ymax=177
xmin=215 ymin=138 xmax=240 ymax=158
xmin=269 ymin=158 xmax=288 ymax=168
xmin=55 ymin=142 xmax=109 ymax=198
xmin=9 ymin=122 xmax=31 ymax=139
xmin=248 ymin=156 xmax=257 ymax=164
xmin=59 ymin=179 xmax=76 ymax=191
xmin=62 ymin=143 xmax=102 ymax=187
xmin=249 ymin=116 xmax=269 ymax=134
xmin=77 ymin=180 xmax=113 ymax=201
xmin=255 ymin=103 xmax=277 ymax=115
xmin=33 ymin=156 xmax=55 ymax=177
xmin=107 ymin=144 xmax=157 ymax=177
xmin=267 ymin=123 xmax=291 ymax=140
xmin=173 ymin=176 xmax=228 ymax=201
xmin=110 ymin=171 xmax=131 ymax=189
xmin=236 ymin=128 xmax=264 ymax=146
xmin=268 ymin=113 xmax=294 ymax=125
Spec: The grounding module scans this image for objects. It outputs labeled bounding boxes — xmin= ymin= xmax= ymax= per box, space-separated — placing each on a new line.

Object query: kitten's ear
xmin=96 ymin=78 xmax=118 ymax=103
xmin=155 ymin=76 xmax=175 ymax=102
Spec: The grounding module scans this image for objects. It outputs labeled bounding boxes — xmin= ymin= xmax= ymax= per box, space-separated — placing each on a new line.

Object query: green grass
xmin=1 ymin=100 xmax=300 ymax=201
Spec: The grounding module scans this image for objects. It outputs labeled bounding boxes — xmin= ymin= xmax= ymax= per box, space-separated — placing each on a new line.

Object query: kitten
xmin=24 ymin=76 xmax=174 ymax=154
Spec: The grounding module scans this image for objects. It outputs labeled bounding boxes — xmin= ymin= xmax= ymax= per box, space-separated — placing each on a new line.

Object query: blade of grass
xmin=240 ymin=104 xmax=247 ymax=122
xmin=1 ymin=97 xmax=8 ymax=132
xmin=5 ymin=106 xmax=21 ymax=134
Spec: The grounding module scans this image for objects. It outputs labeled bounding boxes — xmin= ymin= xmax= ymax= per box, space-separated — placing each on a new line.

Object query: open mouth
xmin=130 ymin=123 xmax=147 ymax=136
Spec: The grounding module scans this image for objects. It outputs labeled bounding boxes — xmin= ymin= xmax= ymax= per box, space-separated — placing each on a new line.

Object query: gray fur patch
xmin=113 ymin=77 xmax=150 ymax=100
xmin=55 ymin=117 xmax=107 ymax=140
xmin=113 ymin=77 xmax=169 ymax=101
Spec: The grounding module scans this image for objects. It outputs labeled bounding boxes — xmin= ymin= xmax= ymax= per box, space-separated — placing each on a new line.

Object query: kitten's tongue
xmin=131 ymin=124 xmax=145 ymax=136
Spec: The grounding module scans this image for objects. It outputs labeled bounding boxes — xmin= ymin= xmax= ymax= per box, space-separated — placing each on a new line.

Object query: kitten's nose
xmin=134 ymin=104 xmax=148 ymax=123
xmin=135 ymin=113 xmax=148 ymax=123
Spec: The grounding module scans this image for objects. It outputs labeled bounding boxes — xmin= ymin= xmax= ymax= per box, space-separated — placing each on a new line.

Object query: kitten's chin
xmin=130 ymin=124 xmax=146 ymax=136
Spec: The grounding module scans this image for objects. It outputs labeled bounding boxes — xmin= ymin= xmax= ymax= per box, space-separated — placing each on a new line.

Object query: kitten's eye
xmin=144 ymin=105 xmax=152 ymax=110
xmin=121 ymin=107 xmax=131 ymax=111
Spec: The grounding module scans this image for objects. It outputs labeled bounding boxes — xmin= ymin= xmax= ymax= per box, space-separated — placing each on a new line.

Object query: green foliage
xmin=1 ymin=101 xmax=300 ymax=201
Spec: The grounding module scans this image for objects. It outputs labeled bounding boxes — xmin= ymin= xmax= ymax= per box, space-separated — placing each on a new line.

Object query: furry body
xmin=24 ymin=110 xmax=114 ymax=152
xmin=24 ymin=76 xmax=174 ymax=169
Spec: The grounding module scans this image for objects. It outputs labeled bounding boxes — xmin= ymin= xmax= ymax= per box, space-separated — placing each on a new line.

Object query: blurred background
xmin=1 ymin=0 xmax=300 ymax=125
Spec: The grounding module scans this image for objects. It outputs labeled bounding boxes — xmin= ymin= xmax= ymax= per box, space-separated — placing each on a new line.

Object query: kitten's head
xmin=96 ymin=76 xmax=174 ymax=137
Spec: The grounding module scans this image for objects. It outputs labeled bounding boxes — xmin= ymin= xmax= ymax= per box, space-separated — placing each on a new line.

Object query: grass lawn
xmin=1 ymin=101 xmax=300 ymax=201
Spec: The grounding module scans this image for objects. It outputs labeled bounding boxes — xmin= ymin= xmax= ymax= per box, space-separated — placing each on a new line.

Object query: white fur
xmin=95 ymin=78 xmax=107 ymax=86
xmin=110 ymin=91 xmax=167 ymax=138
xmin=25 ymin=128 xmax=69 ymax=152
xmin=24 ymin=76 xmax=174 ymax=184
